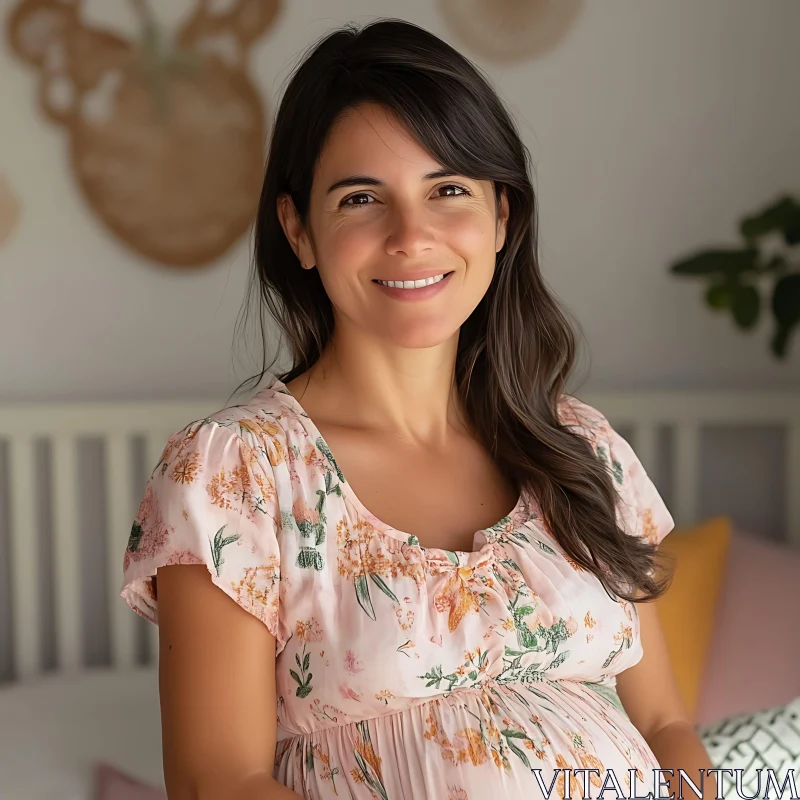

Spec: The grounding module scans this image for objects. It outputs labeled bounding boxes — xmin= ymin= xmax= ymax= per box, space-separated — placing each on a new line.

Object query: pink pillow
xmin=94 ymin=763 xmax=166 ymax=800
xmin=694 ymin=529 xmax=800 ymax=727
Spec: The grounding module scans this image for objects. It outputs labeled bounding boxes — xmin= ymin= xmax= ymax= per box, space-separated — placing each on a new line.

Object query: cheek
xmin=322 ymin=223 xmax=377 ymax=272
xmin=446 ymin=212 xmax=497 ymax=259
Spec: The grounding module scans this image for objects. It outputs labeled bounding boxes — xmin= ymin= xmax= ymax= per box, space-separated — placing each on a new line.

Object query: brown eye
xmin=437 ymin=184 xmax=470 ymax=198
xmin=341 ymin=193 xmax=374 ymax=208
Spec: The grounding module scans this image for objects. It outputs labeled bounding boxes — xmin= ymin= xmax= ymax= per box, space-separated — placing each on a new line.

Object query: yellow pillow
xmin=654 ymin=516 xmax=732 ymax=719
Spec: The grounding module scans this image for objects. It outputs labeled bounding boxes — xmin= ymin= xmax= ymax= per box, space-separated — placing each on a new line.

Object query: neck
xmin=292 ymin=327 xmax=468 ymax=446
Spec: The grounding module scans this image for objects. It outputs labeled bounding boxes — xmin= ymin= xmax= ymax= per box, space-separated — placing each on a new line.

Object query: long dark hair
xmin=232 ymin=18 xmax=671 ymax=603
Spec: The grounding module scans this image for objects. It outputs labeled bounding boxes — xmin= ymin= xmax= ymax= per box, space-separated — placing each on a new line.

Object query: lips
xmin=372 ymin=270 xmax=455 ymax=301
xmin=373 ymin=271 xmax=454 ymax=289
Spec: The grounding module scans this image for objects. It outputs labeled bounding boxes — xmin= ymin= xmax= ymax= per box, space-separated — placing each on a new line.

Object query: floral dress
xmin=121 ymin=375 xmax=675 ymax=799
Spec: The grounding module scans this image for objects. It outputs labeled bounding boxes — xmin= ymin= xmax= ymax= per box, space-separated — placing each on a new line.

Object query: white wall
xmin=1 ymin=0 xmax=799 ymax=403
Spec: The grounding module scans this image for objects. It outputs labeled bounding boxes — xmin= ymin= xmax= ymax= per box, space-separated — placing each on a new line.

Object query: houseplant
xmin=669 ymin=195 xmax=800 ymax=358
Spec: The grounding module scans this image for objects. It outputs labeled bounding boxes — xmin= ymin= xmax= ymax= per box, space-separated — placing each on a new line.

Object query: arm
xmin=156 ymin=564 xmax=301 ymax=799
xmin=616 ymin=600 xmax=715 ymax=800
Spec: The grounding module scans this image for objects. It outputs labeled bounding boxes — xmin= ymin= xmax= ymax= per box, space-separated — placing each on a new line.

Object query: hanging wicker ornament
xmin=7 ymin=0 xmax=281 ymax=267
xmin=438 ymin=0 xmax=584 ymax=64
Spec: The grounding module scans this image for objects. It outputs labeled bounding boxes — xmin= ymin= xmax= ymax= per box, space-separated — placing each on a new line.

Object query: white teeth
xmin=377 ymin=273 xmax=448 ymax=289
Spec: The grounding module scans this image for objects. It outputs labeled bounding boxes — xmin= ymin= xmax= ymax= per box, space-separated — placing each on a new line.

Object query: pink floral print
xmin=121 ymin=376 xmax=675 ymax=799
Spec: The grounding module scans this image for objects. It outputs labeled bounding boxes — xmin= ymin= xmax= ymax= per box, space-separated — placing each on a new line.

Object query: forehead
xmin=315 ymin=103 xmax=441 ymax=180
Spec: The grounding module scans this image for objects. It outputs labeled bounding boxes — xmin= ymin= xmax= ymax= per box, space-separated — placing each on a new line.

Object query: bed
xmin=0 ymin=667 xmax=161 ymax=799
xmin=0 ymin=387 xmax=798 ymax=797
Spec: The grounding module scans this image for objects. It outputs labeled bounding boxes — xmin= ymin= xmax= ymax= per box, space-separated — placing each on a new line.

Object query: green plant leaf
xmin=505 ymin=737 xmax=532 ymax=768
xmin=740 ymin=195 xmax=800 ymax=246
xmin=730 ymin=284 xmax=760 ymax=329
xmin=771 ymin=273 xmax=800 ymax=357
xmin=706 ymin=283 xmax=733 ymax=309
xmin=314 ymin=523 xmax=326 ymax=546
xmin=369 ymin=573 xmax=399 ymax=603
xmin=502 ymin=729 xmax=527 ymax=740
xmin=581 ymin=680 xmax=626 ymax=712
xmin=670 ymin=248 xmax=759 ymax=277
xmin=354 ymin=575 xmax=376 ymax=620
xmin=210 ymin=525 xmax=240 ymax=576
xmin=127 ymin=520 xmax=144 ymax=553
xmin=550 ymin=650 xmax=569 ymax=669
xmin=760 ymin=255 xmax=791 ymax=275
xmin=316 ymin=437 xmax=346 ymax=483
xmin=772 ymin=273 xmax=800 ymax=326
xmin=296 ymin=547 xmax=324 ymax=571
xmin=515 ymin=619 xmax=537 ymax=650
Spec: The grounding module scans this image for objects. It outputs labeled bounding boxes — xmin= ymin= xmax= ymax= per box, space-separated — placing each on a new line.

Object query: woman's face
xmin=279 ymin=102 xmax=509 ymax=349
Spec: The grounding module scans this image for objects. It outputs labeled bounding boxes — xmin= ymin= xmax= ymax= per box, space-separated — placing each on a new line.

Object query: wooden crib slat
xmin=632 ymin=422 xmax=658 ymax=481
xmin=51 ymin=435 xmax=82 ymax=672
xmin=8 ymin=435 xmax=40 ymax=681
xmin=106 ymin=433 xmax=137 ymax=668
xmin=674 ymin=419 xmax=700 ymax=528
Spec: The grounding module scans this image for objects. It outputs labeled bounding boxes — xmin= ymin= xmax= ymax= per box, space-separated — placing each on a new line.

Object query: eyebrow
xmin=326 ymin=169 xmax=461 ymax=195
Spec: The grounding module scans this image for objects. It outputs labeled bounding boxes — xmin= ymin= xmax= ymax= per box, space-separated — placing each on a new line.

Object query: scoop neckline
xmin=263 ymin=375 xmax=529 ymax=559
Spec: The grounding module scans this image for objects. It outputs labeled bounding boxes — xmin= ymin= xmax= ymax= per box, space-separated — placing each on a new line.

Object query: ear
xmin=276 ymin=193 xmax=315 ymax=269
xmin=495 ymin=187 xmax=510 ymax=253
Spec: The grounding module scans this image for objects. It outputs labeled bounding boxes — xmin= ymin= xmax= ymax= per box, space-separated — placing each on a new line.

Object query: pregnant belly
xmin=274 ymin=678 xmax=665 ymax=799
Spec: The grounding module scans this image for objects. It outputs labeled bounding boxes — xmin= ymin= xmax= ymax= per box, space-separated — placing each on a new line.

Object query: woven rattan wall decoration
xmin=439 ymin=0 xmax=584 ymax=64
xmin=6 ymin=0 xmax=281 ymax=267
xmin=0 ymin=175 xmax=21 ymax=248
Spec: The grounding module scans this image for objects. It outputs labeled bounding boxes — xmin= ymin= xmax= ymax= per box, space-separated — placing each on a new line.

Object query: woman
xmin=121 ymin=18 xmax=715 ymax=800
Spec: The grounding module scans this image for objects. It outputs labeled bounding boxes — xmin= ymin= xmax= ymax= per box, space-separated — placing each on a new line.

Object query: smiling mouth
xmin=373 ymin=271 xmax=453 ymax=289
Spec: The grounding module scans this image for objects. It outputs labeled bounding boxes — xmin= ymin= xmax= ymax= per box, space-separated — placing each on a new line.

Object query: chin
xmin=378 ymin=319 xmax=462 ymax=350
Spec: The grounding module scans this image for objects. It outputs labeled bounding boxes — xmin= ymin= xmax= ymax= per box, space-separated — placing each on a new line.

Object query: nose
xmin=385 ymin=206 xmax=436 ymax=259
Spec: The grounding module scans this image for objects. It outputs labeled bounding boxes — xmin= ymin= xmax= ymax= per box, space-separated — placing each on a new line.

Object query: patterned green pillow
xmin=697 ymin=696 xmax=800 ymax=797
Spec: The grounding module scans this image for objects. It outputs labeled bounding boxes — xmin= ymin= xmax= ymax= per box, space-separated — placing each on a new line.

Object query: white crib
xmin=0 ymin=398 xmax=216 ymax=798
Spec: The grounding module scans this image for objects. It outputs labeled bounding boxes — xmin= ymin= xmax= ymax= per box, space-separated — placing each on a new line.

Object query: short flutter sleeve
xmin=120 ymin=418 xmax=289 ymax=653
xmin=558 ymin=394 xmax=675 ymax=546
